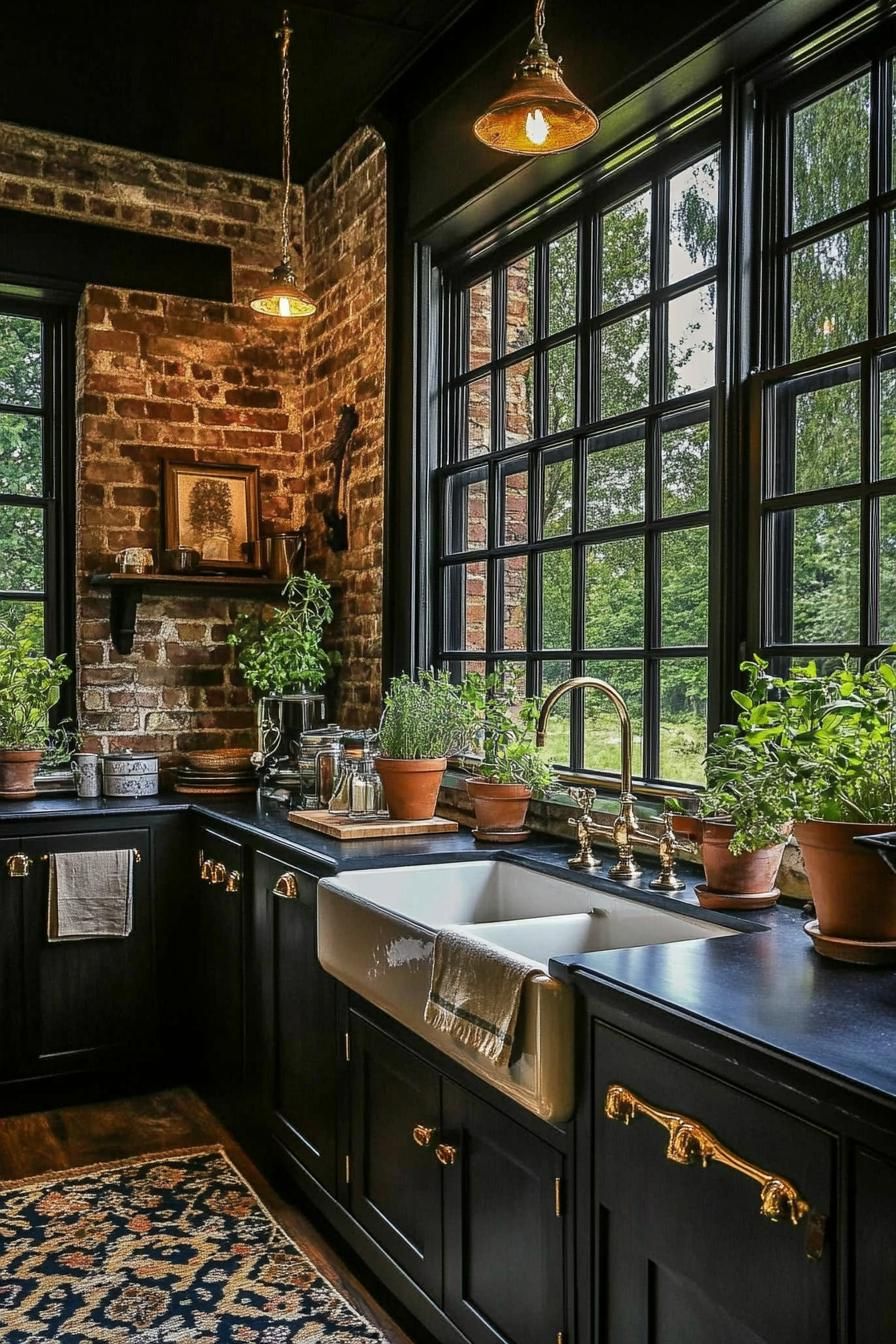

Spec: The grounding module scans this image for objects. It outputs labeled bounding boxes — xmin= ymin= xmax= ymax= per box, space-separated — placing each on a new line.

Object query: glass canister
xmin=294 ymin=724 xmax=344 ymax=809
xmin=348 ymin=754 xmax=387 ymax=819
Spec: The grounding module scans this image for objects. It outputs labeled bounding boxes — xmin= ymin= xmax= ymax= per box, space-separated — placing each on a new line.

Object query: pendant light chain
xmin=534 ymin=0 xmax=546 ymax=41
xmin=278 ymin=11 xmax=293 ymax=268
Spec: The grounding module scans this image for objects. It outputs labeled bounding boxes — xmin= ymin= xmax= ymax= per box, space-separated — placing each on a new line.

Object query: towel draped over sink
xmin=424 ymin=925 xmax=541 ymax=1067
xmin=47 ymin=850 xmax=135 ymax=941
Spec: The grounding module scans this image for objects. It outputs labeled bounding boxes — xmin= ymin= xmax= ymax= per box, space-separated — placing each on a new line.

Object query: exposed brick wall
xmin=0 ymin=119 xmax=389 ymax=756
xmin=300 ymin=128 xmax=387 ymax=728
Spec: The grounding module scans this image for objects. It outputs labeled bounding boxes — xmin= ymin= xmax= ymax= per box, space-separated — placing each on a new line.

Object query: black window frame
xmin=0 ymin=287 xmax=77 ymax=716
xmin=747 ymin=19 xmax=896 ymax=667
xmin=431 ymin=116 xmax=730 ymax=790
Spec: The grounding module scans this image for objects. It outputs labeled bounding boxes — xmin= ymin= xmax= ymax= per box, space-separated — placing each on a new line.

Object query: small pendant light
xmin=473 ymin=0 xmax=599 ymax=157
xmin=251 ymin=10 xmax=316 ymax=318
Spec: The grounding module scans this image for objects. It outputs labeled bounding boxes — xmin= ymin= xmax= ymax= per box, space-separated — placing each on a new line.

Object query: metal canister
xmin=101 ymin=750 xmax=159 ymax=798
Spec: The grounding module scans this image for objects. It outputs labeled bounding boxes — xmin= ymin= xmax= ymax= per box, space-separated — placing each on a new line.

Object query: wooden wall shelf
xmin=89 ymin=572 xmax=285 ymax=654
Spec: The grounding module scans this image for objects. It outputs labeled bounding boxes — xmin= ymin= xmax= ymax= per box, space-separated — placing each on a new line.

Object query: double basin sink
xmin=317 ymin=859 xmax=740 ymax=1123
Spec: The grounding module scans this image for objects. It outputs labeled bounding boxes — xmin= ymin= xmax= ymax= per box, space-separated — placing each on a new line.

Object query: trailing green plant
xmin=743 ymin=649 xmax=896 ymax=825
xmin=460 ymin=669 xmax=556 ymax=796
xmin=0 ymin=620 xmax=70 ymax=750
xmin=228 ymin=572 xmax=339 ymax=696
xmin=378 ymin=671 xmax=474 ymax=760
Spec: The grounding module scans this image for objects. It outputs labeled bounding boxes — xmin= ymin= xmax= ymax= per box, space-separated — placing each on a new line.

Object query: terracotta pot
xmin=375 ymin=757 xmax=447 ymax=821
xmin=466 ymin=779 xmax=533 ymax=841
xmin=795 ymin=820 xmax=896 ymax=940
xmin=700 ymin=819 xmax=790 ymax=896
xmin=0 ymin=749 xmax=44 ymax=801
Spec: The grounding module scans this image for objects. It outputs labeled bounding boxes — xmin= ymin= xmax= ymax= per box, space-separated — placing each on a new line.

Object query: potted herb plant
xmin=461 ymin=670 xmax=555 ymax=842
xmin=375 ymin=671 xmax=473 ymax=820
xmin=669 ymin=661 xmax=794 ymax=902
xmin=228 ymin=572 xmax=338 ymax=695
xmin=0 ymin=619 xmax=71 ymax=800
xmin=765 ymin=651 xmax=896 ymax=942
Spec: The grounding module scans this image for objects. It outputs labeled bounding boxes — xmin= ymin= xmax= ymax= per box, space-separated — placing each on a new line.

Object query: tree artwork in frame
xmin=162 ymin=460 xmax=260 ymax=571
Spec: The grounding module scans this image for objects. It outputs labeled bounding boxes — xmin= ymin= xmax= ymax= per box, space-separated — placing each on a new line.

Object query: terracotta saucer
xmin=803 ymin=919 xmax=896 ymax=966
xmin=472 ymin=826 xmax=530 ymax=843
xmin=695 ymin=883 xmax=781 ymax=911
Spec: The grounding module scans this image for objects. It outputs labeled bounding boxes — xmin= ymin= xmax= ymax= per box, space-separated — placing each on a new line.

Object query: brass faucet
xmin=535 ymin=676 xmax=699 ymax=890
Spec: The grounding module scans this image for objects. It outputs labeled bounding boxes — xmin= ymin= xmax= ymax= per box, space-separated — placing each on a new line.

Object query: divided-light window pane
xmin=600 ymin=190 xmax=651 ymax=311
xmin=668 ymin=152 xmax=720 ymax=284
xmin=0 ymin=316 xmax=41 ymax=407
xmin=791 ymin=74 xmax=871 ymax=232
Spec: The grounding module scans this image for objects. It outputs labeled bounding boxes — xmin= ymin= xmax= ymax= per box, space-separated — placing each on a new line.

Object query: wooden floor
xmin=0 ymin=1086 xmax=418 ymax=1344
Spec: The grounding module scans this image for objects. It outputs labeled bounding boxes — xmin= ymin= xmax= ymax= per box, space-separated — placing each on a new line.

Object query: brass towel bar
xmin=604 ymin=1084 xmax=815 ymax=1233
xmin=6 ymin=849 xmax=142 ymax=878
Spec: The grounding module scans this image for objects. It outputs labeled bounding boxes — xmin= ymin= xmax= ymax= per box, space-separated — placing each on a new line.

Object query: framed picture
xmin=162 ymin=460 xmax=260 ymax=571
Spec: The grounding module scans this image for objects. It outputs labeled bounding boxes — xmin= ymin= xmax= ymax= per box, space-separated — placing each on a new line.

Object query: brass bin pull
xmin=604 ymin=1084 xmax=811 ymax=1227
xmin=273 ymin=872 xmax=299 ymax=900
xmin=435 ymin=1143 xmax=457 ymax=1167
xmin=6 ymin=852 xmax=31 ymax=878
xmin=412 ymin=1125 xmax=435 ymax=1148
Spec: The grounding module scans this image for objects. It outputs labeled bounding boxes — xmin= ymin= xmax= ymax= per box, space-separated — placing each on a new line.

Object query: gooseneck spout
xmin=534 ymin=676 xmax=634 ymax=797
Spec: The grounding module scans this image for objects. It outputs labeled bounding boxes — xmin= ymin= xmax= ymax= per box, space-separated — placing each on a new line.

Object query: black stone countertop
xmin=3 ymin=790 xmax=895 ymax=1114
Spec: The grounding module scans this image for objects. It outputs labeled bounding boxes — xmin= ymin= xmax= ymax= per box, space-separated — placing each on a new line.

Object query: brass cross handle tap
xmin=567 ymin=787 xmax=601 ymax=871
xmin=648 ymin=810 xmax=700 ymax=892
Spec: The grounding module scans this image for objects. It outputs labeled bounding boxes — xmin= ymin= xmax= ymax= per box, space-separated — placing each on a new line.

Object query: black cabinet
xmin=852 ymin=1149 xmax=896 ymax=1342
xmin=441 ymin=1080 xmax=566 ymax=1344
xmin=349 ymin=1010 xmax=444 ymax=1299
xmin=194 ymin=826 xmax=245 ymax=1120
xmin=0 ymin=825 xmax=159 ymax=1085
xmin=590 ymin=1024 xmax=835 ymax=1344
xmin=255 ymin=849 xmax=340 ymax=1194
xmin=348 ymin=1008 xmax=568 ymax=1344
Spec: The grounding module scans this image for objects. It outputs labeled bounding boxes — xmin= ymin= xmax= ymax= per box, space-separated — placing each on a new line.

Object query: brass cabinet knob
xmin=273 ymin=872 xmax=298 ymax=900
xmin=225 ymin=870 xmax=241 ymax=893
xmin=435 ymin=1143 xmax=457 ymax=1167
xmin=6 ymin=852 xmax=31 ymax=878
xmin=412 ymin=1125 xmax=435 ymax=1148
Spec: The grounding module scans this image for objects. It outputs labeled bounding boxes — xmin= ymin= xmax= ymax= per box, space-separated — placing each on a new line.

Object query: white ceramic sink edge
xmin=317 ymin=860 xmax=738 ymax=1123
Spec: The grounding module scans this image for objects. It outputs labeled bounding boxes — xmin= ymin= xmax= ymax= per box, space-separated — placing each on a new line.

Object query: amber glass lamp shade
xmin=474 ymin=36 xmax=598 ymax=156
xmin=250 ymin=262 xmax=316 ymax=319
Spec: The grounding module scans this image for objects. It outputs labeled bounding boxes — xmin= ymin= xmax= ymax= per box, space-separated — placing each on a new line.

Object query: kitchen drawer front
xmin=592 ymin=1023 xmax=835 ymax=1344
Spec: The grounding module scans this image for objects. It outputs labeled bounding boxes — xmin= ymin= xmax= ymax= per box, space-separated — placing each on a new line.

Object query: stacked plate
xmin=174 ymin=748 xmax=258 ymax=796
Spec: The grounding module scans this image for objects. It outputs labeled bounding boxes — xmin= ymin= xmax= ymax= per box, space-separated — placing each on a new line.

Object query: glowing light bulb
xmin=278 ymin=295 xmax=292 ymax=317
xmin=525 ymin=108 xmax=550 ymax=146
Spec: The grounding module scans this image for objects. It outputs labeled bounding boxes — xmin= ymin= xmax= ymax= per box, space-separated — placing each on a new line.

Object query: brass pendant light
xmin=251 ymin=10 xmax=316 ymax=318
xmin=473 ymin=0 xmax=599 ymax=156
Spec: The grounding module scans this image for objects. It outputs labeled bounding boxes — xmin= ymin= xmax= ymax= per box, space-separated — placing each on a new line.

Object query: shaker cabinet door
xmin=194 ymin=827 xmax=246 ymax=1116
xmin=17 ymin=828 xmax=156 ymax=1079
xmin=441 ymin=1080 xmax=566 ymax=1344
xmin=256 ymin=850 xmax=340 ymax=1195
xmin=592 ymin=1024 xmax=835 ymax=1344
xmin=348 ymin=1010 xmax=444 ymax=1302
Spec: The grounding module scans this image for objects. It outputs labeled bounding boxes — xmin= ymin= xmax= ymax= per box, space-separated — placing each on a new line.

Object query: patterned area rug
xmin=0 ymin=1145 xmax=387 ymax=1343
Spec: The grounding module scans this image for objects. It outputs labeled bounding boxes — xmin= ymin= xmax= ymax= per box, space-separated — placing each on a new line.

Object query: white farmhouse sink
xmin=317 ymin=860 xmax=736 ymax=1122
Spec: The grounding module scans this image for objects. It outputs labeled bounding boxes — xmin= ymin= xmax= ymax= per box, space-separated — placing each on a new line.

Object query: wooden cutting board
xmin=288 ymin=809 xmax=459 ymax=840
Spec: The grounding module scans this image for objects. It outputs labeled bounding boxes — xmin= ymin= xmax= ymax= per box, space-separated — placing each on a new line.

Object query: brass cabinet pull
xmin=6 ymin=852 xmax=31 ymax=878
xmin=435 ymin=1143 xmax=457 ymax=1167
xmin=200 ymin=858 xmax=212 ymax=882
xmin=604 ymin=1084 xmax=811 ymax=1227
xmin=225 ymin=870 xmax=241 ymax=893
xmin=209 ymin=862 xmax=227 ymax=885
xmin=273 ymin=872 xmax=298 ymax=900
xmin=412 ymin=1124 xmax=435 ymax=1148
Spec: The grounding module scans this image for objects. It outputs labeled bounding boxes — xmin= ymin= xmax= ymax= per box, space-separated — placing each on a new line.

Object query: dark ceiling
xmin=0 ymin=0 xmax=477 ymax=182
